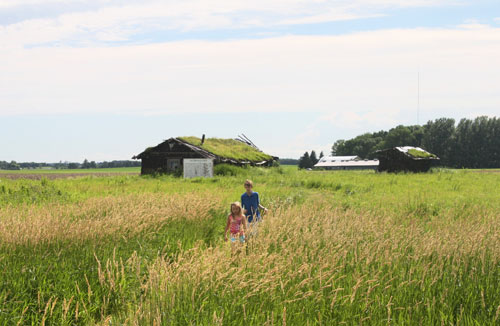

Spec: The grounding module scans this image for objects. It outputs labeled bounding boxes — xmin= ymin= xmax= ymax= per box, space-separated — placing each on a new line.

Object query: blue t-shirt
xmin=241 ymin=191 xmax=260 ymax=223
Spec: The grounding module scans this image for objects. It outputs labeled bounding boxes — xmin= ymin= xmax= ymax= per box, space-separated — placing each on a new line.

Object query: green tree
xmin=331 ymin=140 xmax=344 ymax=156
xmin=408 ymin=125 xmax=425 ymax=147
xmin=454 ymin=118 xmax=473 ymax=168
xmin=279 ymin=158 xmax=299 ymax=165
xmin=451 ymin=116 xmax=500 ymax=168
xmin=310 ymin=151 xmax=319 ymax=166
xmin=10 ymin=161 xmax=20 ymax=170
xmin=381 ymin=125 xmax=417 ymax=149
xmin=333 ymin=133 xmax=385 ymax=159
xmin=422 ymin=118 xmax=455 ymax=166
xmin=1 ymin=161 xmax=21 ymax=170
xmin=82 ymin=159 xmax=90 ymax=169
xmin=330 ymin=116 xmax=500 ymax=168
xmin=298 ymin=152 xmax=313 ymax=169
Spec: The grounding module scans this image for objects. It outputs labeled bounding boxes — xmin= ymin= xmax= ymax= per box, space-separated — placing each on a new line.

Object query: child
xmin=241 ymin=179 xmax=268 ymax=224
xmin=224 ymin=202 xmax=247 ymax=252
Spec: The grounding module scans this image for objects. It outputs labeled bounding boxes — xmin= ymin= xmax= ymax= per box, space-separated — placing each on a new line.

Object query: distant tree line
xmin=332 ymin=116 xmax=500 ymax=168
xmin=279 ymin=158 xmax=299 ymax=165
xmin=0 ymin=160 xmax=141 ymax=170
xmin=298 ymin=151 xmax=324 ymax=169
xmin=0 ymin=161 xmax=21 ymax=170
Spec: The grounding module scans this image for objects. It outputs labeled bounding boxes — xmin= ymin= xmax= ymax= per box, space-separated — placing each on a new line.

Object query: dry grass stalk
xmin=120 ymin=197 xmax=499 ymax=324
xmin=0 ymin=192 xmax=219 ymax=246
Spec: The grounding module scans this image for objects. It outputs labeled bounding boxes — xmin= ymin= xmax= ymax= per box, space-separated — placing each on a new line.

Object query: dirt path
xmin=0 ymin=172 xmax=139 ymax=180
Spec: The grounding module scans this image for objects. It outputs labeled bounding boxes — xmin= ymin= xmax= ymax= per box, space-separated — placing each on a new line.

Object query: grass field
xmin=0 ymin=166 xmax=499 ymax=325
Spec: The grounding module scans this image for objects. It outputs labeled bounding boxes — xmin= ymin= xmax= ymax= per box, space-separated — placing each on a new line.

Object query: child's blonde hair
xmin=230 ymin=201 xmax=244 ymax=217
xmin=244 ymin=179 xmax=253 ymax=187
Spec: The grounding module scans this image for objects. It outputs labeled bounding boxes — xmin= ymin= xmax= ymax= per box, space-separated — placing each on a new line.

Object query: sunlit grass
xmin=0 ymin=168 xmax=499 ymax=325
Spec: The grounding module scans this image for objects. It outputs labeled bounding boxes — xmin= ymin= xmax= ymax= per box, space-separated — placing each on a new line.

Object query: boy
xmin=241 ymin=179 xmax=268 ymax=224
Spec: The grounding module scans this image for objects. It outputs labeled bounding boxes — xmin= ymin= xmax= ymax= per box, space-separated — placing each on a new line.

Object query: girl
xmin=224 ymin=202 xmax=247 ymax=252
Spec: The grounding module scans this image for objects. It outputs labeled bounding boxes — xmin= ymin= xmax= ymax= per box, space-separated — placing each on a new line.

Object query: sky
xmin=1 ymin=0 xmax=499 ymax=162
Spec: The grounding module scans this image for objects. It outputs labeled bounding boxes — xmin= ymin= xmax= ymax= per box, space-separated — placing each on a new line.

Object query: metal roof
xmin=314 ymin=160 xmax=379 ymax=168
xmin=317 ymin=156 xmax=359 ymax=163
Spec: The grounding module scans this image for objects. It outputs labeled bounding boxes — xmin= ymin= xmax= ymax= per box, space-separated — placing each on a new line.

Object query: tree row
xmin=332 ymin=116 xmax=499 ymax=168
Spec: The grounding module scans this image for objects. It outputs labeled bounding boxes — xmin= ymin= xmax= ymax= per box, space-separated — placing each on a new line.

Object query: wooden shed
xmin=375 ymin=146 xmax=439 ymax=172
xmin=132 ymin=136 xmax=277 ymax=175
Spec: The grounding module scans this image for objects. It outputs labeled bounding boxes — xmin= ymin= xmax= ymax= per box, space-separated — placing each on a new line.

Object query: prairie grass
xmin=119 ymin=199 xmax=500 ymax=325
xmin=0 ymin=193 xmax=219 ymax=246
xmin=0 ymin=167 xmax=499 ymax=325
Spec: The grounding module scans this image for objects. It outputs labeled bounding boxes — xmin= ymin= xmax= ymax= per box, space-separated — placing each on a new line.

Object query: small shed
xmin=375 ymin=146 xmax=439 ymax=172
xmin=314 ymin=156 xmax=379 ymax=170
xmin=132 ymin=136 xmax=277 ymax=175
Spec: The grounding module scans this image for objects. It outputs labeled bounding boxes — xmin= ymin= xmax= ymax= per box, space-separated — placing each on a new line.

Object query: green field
xmin=0 ymin=166 xmax=499 ymax=325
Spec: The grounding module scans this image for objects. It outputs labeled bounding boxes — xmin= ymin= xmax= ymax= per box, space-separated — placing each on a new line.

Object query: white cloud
xmin=264 ymin=121 xmax=332 ymax=159
xmin=0 ymin=0 xmax=66 ymax=8
xmin=320 ymin=110 xmax=401 ymax=130
xmin=0 ymin=0 xmax=460 ymax=11
xmin=277 ymin=11 xmax=383 ymax=25
xmin=0 ymin=0 xmax=464 ymax=48
xmin=457 ymin=19 xmax=491 ymax=30
xmin=1 ymin=25 xmax=499 ymax=125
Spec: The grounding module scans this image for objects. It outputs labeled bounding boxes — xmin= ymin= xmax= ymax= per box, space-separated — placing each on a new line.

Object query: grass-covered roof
xmin=375 ymin=146 xmax=439 ymax=161
xmin=178 ymin=137 xmax=273 ymax=162
xmin=407 ymin=148 xmax=437 ymax=159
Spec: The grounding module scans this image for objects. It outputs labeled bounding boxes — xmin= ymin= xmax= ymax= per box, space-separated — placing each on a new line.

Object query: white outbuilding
xmin=314 ymin=156 xmax=379 ymax=170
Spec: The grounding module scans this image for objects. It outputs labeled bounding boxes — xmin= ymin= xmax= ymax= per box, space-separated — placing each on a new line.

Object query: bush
xmin=214 ymin=164 xmax=246 ymax=176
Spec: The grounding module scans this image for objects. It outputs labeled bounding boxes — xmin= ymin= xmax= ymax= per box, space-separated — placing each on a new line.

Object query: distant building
xmin=375 ymin=146 xmax=439 ymax=172
xmin=133 ymin=136 xmax=277 ymax=175
xmin=314 ymin=155 xmax=379 ymax=170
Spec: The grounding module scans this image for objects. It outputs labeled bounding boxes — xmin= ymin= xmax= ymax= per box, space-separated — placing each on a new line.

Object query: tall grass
xmin=0 ymin=193 xmax=226 ymax=325
xmin=119 ymin=199 xmax=500 ymax=325
xmin=0 ymin=168 xmax=499 ymax=325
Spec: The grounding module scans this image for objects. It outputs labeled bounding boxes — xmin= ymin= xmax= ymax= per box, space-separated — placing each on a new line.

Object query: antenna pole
xmin=417 ymin=68 xmax=420 ymax=125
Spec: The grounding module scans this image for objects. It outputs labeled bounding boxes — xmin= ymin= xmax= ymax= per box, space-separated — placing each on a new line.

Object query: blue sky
xmin=1 ymin=0 xmax=499 ymax=162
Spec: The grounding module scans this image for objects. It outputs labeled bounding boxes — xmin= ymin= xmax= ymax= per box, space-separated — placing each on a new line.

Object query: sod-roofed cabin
xmin=132 ymin=136 xmax=277 ymax=175
xmin=375 ymin=146 xmax=439 ymax=173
